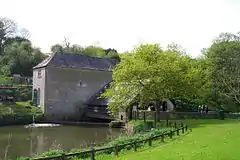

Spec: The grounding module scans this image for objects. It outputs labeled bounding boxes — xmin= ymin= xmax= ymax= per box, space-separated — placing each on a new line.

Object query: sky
xmin=1 ymin=0 xmax=240 ymax=57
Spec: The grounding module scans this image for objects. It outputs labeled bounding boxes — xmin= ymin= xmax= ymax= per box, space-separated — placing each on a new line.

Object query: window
xmin=37 ymin=69 xmax=42 ymax=78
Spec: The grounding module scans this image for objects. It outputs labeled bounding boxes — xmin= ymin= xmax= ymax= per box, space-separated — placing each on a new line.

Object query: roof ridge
xmin=33 ymin=52 xmax=118 ymax=70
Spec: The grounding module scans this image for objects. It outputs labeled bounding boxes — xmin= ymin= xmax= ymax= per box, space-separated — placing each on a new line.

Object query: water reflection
xmin=0 ymin=125 xmax=121 ymax=159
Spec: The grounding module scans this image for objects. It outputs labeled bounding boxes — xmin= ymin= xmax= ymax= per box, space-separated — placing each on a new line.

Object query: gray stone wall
xmin=44 ymin=66 xmax=112 ymax=120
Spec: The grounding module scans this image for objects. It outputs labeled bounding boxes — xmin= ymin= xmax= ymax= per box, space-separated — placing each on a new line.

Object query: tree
xmin=0 ymin=18 xmax=17 ymax=55
xmin=102 ymin=44 xmax=202 ymax=114
xmin=207 ymin=32 xmax=240 ymax=111
xmin=50 ymin=41 xmax=120 ymax=60
xmin=0 ymin=41 xmax=45 ymax=76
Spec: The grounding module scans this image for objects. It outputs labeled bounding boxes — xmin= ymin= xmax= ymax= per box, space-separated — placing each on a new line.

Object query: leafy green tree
xmin=206 ymin=32 xmax=240 ymax=111
xmin=103 ymin=44 xmax=202 ymax=114
xmin=50 ymin=42 xmax=120 ymax=60
xmin=0 ymin=41 xmax=45 ymax=76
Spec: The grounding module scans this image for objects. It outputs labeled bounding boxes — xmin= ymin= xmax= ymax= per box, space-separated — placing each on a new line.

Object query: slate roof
xmin=85 ymin=80 xmax=112 ymax=106
xmin=33 ymin=52 xmax=118 ymax=71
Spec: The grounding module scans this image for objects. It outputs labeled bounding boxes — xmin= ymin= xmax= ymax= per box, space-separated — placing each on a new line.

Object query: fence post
xmin=148 ymin=137 xmax=152 ymax=146
xmin=143 ymin=111 xmax=146 ymax=123
xmin=133 ymin=141 xmax=137 ymax=152
xmin=90 ymin=146 xmax=95 ymax=160
xmin=161 ymin=134 xmax=164 ymax=142
xmin=170 ymin=130 xmax=173 ymax=139
xmin=166 ymin=119 xmax=169 ymax=127
xmin=174 ymin=122 xmax=177 ymax=128
xmin=177 ymin=128 xmax=180 ymax=136
xmin=169 ymin=122 xmax=172 ymax=128
xmin=185 ymin=125 xmax=188 ymax=131
xmin=182 ymin=126 xmax=185 ymax=134
xmin=181 ymin=122 xmax=184 ymax=128
xmin=154 ymin=112 xmax=157 ymax=128
xmin=114 ymin=144 xmax=118 ymax=156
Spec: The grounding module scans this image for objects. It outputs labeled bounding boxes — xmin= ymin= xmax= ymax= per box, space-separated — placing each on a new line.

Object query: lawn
xmin=94 ymin=119 xmax=240 ymax=160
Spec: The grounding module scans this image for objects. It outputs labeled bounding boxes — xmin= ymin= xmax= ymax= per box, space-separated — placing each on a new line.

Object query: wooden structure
xmin=0 ymin=86 xmax=17 ymax=101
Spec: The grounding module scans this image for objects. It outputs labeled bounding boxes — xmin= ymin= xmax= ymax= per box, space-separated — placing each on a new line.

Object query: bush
xmin=109 ymin=120 xmax=122 ymax=128
xmin=129 ymin=120 xmax=154 ymax=133
xmin=106 ymin=127 xmax=170 ymax=152
xmin=0 ymin=76 xmax=12 ymax=85
xmin=16 ymin=87 xmax=32 ymax=101
xmin=0 ymin=101 xmax=44 ymax=125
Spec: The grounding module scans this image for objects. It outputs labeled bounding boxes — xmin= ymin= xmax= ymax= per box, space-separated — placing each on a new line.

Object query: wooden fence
xmin=30 ymin=122 xmax=189 ymax=160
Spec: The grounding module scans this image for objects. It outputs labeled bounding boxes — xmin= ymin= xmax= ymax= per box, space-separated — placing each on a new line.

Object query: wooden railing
xmin=30 ymin=122 xmax=189 ymax=160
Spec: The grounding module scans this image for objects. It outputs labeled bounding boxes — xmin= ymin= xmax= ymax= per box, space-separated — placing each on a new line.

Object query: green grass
xmin=92 ymin=119 xmax=240 ymax=160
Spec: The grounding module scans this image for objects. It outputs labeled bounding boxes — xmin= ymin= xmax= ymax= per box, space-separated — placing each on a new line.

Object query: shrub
xmin=33 ymin=150 xmax=65 ymax=158
xmin=128 ymin=120 xmax=154 ymax=133
xmin=109 ymin=120 xmax=122 ymax=128
xmin=16 ymin=87 xmax=32 ymax=101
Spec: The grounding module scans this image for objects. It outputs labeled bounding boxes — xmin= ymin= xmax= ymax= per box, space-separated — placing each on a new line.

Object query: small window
xmin=37 ymin=70 xmax=42 ymax=78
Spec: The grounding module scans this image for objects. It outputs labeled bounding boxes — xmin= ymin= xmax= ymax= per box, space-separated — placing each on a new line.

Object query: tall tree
xmin=207 ymin=32 xmax=240 ymax=111
xmin=0 ymin=18 xmax=17 ymax=55
xmin=0 ymin=41 xmax=45 ymax=76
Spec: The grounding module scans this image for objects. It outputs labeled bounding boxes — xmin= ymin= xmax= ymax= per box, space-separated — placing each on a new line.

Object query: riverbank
xmin=94 ymin=119 xmax=240 ymax=160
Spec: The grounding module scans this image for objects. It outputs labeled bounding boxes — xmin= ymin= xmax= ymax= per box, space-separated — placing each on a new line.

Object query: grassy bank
xmin=93 ymin=119 xmax=240 ymax=160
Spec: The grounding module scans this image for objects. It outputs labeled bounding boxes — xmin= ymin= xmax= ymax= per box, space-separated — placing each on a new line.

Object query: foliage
xmin=0 ymin=41 xmax=46 ymax=76
xmin=206 ymin=32 xmax=240 ymax=111
xmin=128 ymin=120 xmax=154 ymax=133
xmin=16 ymin=87 xmax=32 ymax=101
xmin=50 ymin=40 xmax=120 ymax=60
xmin=0 ymin=75 xmax=12 ymax=84
xmin=103 ymin=44 xmax=207 ymax=114
xmin=109 ymin=120 xmax=122 ymax=128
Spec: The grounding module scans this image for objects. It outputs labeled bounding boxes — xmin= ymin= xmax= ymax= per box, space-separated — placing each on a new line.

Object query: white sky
xmin=1 ymin=0 xmax=240 ymax=57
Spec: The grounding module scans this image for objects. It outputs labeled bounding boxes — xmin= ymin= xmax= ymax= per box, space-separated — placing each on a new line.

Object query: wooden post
xmin=169 ymin=122 xmax=172 ymax=128
xmin=185 ymin=125 xmax=188 ymax=131
xmin=181 ymin=122 xmax=184 ymax=128
xmin=148 ymin=138 xmax=152 ymax=146
xmin=166 ymin=119 xmax=169 ymax=127
xmin=177 ymin=129 xmax=180 ymax=136
xmin=182 ymin=126 xmax=185 ymax=134
xmin=90 ymin=146 xmax=95 ymax=160
xmin=133 ymin=141 xmax=137 ymax=151
xmin=174 ymin=122 xmax=177 ymax=128
xmin=143 ymin=111 xmax=146 ymax=123
xmin=161 ymin=135 xmax=164 ymax=142
xmin=114 ymin=145 xmax=118 ymax=156
xmin=170 ymin=131 xmax=173 ymax=139
xmin=154 ymin=112 xmax=157 ymax=128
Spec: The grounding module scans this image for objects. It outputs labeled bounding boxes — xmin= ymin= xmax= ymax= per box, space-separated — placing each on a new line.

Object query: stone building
xmin=32 ymin=52 xmax=118 ymax=121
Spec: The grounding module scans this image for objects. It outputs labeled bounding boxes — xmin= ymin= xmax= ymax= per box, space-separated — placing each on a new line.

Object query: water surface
xmin=0 ymin=125 xmax=121 ymax=159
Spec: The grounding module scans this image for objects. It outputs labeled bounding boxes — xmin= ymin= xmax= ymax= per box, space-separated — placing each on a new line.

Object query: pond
xmin=0 ymin=125 xmax=121 ymax=159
